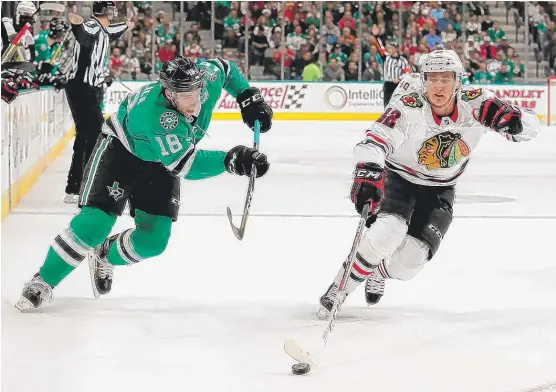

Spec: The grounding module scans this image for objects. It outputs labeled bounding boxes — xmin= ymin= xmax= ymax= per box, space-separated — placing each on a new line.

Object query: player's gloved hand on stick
xmin=50 ymin=75 xmax=66 ymax=91
xmin=37 ymin=61 xmax=54 ymax=76
xmin=475 ymin=97 xmax=523 ymax=135
xmin=236 ymin=87 xmax=273 ymax=133
xmin=350 ymin=162 xmax=385 ymax=227
xmin=225 ymin=145 xmax=269 ymax=178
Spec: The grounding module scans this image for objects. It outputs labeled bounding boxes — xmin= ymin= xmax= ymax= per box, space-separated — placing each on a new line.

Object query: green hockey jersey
xmin=104 ymin=58 xmax=250 ymax=180
xmin=34 ymin=30 xmax=60 ymax=74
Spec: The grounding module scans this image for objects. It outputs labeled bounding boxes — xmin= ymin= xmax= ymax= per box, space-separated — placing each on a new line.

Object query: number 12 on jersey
xmin=155 ymin=134 xmax=183 ymax=156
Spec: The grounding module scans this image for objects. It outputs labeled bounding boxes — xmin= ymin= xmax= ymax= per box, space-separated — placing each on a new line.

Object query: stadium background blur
xmin=2 ymin=1 xmax=556 ymax=84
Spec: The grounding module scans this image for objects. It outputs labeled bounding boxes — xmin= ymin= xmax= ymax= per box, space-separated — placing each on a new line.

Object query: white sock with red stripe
xmin=334 ymin=253 xmax=379 ymax=295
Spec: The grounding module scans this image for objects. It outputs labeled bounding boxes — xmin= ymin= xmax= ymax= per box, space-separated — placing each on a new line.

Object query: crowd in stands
xmin=101 ymin=1 xmax=556 ymax=83
xmin=520 ymin=2 xmax=556 ymax=77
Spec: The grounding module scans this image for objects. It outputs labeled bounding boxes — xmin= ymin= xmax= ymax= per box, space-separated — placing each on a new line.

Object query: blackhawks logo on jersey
xmin=418 ymin=132 xmax=470 ymax=169
xmin=400 ymin=92 xmax=423 ymax=108
xmin=461 ymin=88 xmax=483 ymax=101
xmin=160 ymin=111 xmax=179 ymax=130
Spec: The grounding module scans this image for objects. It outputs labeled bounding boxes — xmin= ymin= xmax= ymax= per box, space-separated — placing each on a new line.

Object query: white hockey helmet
xmin=16 ymin=1 xmax=37 ymax=25
xmin=420 ymin=49 xmax=464 ymax=93
xmin=417 ymin=53 xmax=428 ymax=69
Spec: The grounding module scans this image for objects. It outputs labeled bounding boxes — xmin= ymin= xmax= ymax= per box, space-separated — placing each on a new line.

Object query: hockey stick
xmin=226 ymin=120 xmax=261 ymax=240
xmin=115 ymin=79 xmax=134 ymax=92
xmin=1 ymin=3 xmax=66 ymax=64
xmin=2 ymin=61 xmax=36 ymax=73
xmin=322 ymin=203 xmax=370 ymax=346
xmin=48 ymin=28 xmax=73 ymax=65
xmin=283 ymin=204 xmax=370 ymax=366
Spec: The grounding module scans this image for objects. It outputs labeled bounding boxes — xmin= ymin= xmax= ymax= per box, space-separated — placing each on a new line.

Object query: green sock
xmin=40 ymin=247 xmax=79 ymax=287
xmin=39 ymin=207 xmax=116 ymax=287
xmin=106 ymin=210 xmax=172 ymax=266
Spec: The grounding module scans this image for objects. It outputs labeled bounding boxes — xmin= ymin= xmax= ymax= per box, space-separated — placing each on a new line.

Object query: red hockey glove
xmin=2 ymin=80 xmax=19 ymax=104
xmin=475 ymin=97 xmax=523 ymax=135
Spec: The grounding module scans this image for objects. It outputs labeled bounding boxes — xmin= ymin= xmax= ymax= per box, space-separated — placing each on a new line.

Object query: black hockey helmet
xmin=49 ymin=18 xmax=67 ymax=39
xmin=159 ymin=56 xmax=205 ymax=93
xmin=93 ymin=1 xmax=118 ymax=18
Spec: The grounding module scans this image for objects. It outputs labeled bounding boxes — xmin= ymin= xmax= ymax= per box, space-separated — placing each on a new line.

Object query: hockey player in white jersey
xmin=318 ymin=50 xmax=540 ymax=315
xmin=391 ymin=72 xmax=422 ymax=98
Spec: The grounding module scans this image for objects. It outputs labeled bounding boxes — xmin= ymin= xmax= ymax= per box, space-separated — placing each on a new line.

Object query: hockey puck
xmin=292 ymin=362 xmax=310 ymax=375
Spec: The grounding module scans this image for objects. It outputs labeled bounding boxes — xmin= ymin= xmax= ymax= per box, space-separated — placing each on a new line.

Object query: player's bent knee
xmin=358 ymin=214 xmax=408 ymax=265
xmin=69 ymin=206 xmax=117 ymax=247
xmin=384 ymin=235 xmax=430 ymax=281
xmin=132 ymin=212 xmax=172 ymax=258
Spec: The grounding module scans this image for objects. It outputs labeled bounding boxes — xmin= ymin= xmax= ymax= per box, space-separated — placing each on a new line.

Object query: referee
xmin=64 ymin=1 xmax=133 ymax=203
xmin=379 ymin=39 xmax=409 ymax=107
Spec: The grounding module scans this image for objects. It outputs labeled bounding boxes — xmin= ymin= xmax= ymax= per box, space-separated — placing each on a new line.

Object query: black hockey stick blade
xmin=226 ymin=206 xmax=245 ymax=240
xmin=226 ymin=164 xmax=257 ymax=240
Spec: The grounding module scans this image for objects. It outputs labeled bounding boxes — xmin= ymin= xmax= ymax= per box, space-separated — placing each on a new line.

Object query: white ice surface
xmin=2 ymin=122 xmax=556 ymax=392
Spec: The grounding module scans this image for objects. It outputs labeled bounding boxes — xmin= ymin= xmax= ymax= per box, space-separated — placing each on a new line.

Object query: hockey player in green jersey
xmin=15 ymin=56 xmax=273 ymax=311
xmin=34 ymin=19 xmax=67 ymax=82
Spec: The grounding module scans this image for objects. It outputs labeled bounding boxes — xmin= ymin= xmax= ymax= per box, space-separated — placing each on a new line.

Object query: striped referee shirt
xmin=383 ymin=55 xmax=409 ymax=82
xmin=69 ymin=17 xmax=127 ymax=88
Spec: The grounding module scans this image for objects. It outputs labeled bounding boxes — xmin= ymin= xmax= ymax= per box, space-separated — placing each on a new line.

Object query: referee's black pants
xmin=65 ymin=79 xmax=104 ymax=195
xmin=383 ymin=81 xmax=398 ymax=107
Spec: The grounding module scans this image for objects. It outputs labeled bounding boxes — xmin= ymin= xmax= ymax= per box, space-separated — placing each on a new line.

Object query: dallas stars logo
xmin=107 ymin=182 xmax=124 ymax=201
xmin=160 ymin=111 xmax=179 ymax=130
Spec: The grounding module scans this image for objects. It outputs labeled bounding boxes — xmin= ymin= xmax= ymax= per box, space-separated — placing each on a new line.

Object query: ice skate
xmin=365 ymin=270 xmax=385 ymax=305
xmin=89 ymin=236 xmax=116 ymax=298
xmin=63 ymin=193 xmax=79 ymax=204
xmin=317 ymin=282 xmax=346 ymax=320
xmin=15 ymin=274 xmax=53 ymax=312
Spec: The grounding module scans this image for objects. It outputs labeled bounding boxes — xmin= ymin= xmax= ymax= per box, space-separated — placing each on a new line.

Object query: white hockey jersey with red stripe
xmin=355 ymin=87 xmax=541 ymax=186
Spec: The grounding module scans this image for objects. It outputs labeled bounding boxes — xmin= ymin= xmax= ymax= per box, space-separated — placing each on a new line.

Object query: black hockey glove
xmin=224 ymin=145 xmax=269 ymax=178
xmin=476 ymin=97 xmax=523 ymax=135
xmin=37 ymin=61 xmax=55 ymax=76
xmin=236 ymin=87 xmax=273 ymax=133
xmin=50 ymin=76 xmax=66 ymax=91
xmin=350 ymin=162 xmax=385 ymax=227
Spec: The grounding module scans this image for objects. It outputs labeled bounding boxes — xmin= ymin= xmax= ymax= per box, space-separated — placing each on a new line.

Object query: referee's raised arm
xmin=68 ymin=13 xmax=98 ymax=48
xmin=106 ymin=22 xmax=128 ymax=41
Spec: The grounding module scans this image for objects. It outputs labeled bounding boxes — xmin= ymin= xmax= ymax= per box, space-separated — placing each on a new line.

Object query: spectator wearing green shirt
xmin=215 ymin=1 xmax=231 ymax=19
xmin=155 ymin=17 xmax=177 ymax=46
xmin=487 ymin=22 xmax=506 ymax=43
xmin=223 ymin=8 xmax=241 ymax=48
xmin=495 ymin=63 xmax=513 ymax=84
xmin=302 ymin=54 xmax=323 ymax=82
xmin=509 ymin=54 xmax=525 ymax=78
xmin=286 ymin=26 xmax=307 ymax=51
xmin=472 ymin=62 xmax=493 ymax=83
xmin=305 ymin=5 xmax=320 ymax=29
xmin=329 ymin=44 xmax=348 ymax=66
xmin=453 ymin=13 xmax=463 ymax=35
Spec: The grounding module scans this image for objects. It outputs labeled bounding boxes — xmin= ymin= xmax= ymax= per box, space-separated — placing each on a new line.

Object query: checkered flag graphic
xmin=283 ymin=84 xmax=308 ymax=109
